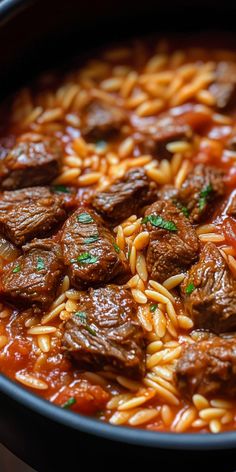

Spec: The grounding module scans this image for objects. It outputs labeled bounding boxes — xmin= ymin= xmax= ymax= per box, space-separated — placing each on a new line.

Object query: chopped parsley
xmin=36 ymin=257 xmax=45 ymax=271
xmin=75 ymin=311 xmax=97 ymax=336
xmin=127 ymin=248 xmax=131 ymax=259
xmin=198 ymin=184 xmax=213 ymax=211
xmin=173 ymin=200 xmax=189 ymax=218
xmin=84 ymin=325 xmax=97 ymax=336
xmin=75 ymin=311 xmax=87 ymax=322
xmin=52 ymin=185 xmax=70 ymax=194
xmin=76 ymin=252 xmax=98 ymax=264
xmin=77 ymin=212 xmax=94 ymax=224
xmin=185 ymin=282 xmax=195 ymax=295
xmin=84 ymin=234 xmax=99 ymax=244
xmin=62 ymin=397 xmax=76 ymax=409
xmin=142 ymin=214 xmax=177 ymax=232
xmin=113 ymin=242 xmax=120 ymax=254
xmin=150 ymin=303 xmax=158 ymax=313
xmin=12 ymin=264 xmax=21 ymax=273
xmin=95 ymin=140 xmax=107 ymax=151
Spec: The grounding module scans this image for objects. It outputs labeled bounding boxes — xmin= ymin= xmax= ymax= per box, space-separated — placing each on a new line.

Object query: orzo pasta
xmin=0 ymin=38 xmax=236 ymax=434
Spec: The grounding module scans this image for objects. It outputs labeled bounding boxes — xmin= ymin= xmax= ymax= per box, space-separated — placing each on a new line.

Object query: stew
xmin=0 ymin=38 xmax=236 ymax=434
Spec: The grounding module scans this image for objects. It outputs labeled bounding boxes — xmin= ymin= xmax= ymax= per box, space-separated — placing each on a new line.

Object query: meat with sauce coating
xmin=143 ymin=199 xmax=199 ymax=283
xmin=181 ymin=242 xmax=236 ymax=333
xmin=93 ymin=168 xmax=157 ymax=223
xmin=179 ymin=164 xmax=225 ymax=223
xmin=175 ymin=336 xmax=236 ymax=398
xmin=61 ymin=207 xmax=129 ymax=289
xmin=0 ymin=186 xmax=66 ymax=246
xmin=81 ymin=99 xmax=127 ymax=140
xmin=0 ymin=138 xmax=62 ymax=190
xmin=63 ymin=285 xmax=145 ymax=379
xmin=0 ymin=239 xmax=63 ymax=310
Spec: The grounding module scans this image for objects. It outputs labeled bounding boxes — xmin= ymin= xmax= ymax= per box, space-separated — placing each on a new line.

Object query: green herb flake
xmin=150 ymin=303 xmax=158 ymax=313
xmin=84 ymin=234 xmax=99 ymax=244
xmin=77 ymin=252 xmax=98 ymax=264
xmin=173 ymin=200 xmax=189 ymax=218
xmin=12 ymin=264 xmax=21 ymax=274
xmin=62 ymin=397 xmax=76 ymax=409
xmin=36 ymin=257 xmax=45 ymax=271
xmin=113 ymin=242 xmax=120 ymax=254
xmin=185 ymin=282 xmax=195 ymax=295
xmin=53 ymin=185 xmax=70 ymax=194
xmin=77 ymin=212 xmax=94 ymax=224
xmin=85 ymin=325 xmax=97 ymax=336
xmin=142 ymin=214 xmax=177 ymax=232
xmin=75 ymin=311 xmax=87 ymax=322
xmin=75 ymin=311 xmax=96 ymax=336
xmin=198 ymin=184 xmax=213 ymax=211
xmin=95 ymin=140 xmax=107 ymax=151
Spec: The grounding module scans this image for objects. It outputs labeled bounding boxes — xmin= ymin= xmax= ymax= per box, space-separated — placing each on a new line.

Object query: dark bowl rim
xmin=1 ymin=0 xmax=236 ymax=452
xmin=2 ymin=372 xmax=236 ymax=451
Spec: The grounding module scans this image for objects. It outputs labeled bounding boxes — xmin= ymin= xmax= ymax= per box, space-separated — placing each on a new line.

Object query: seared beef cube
xmin=135 ymin=105 xmax=212 ymax=158
xmin=157 ymin=185 xmax=180 ymax=203
xmin=63 ymin=285 xmax=145 ymax=379
xmin=137 ymin=122 xmax=191 ymax=159
xmin=0 ymin=239 xmax=63 ymax=309
xmin=81 ymin=99 xmax=127 ymax=140
xmin=181 ymin=242 xmax=236 ymax=333
xmin=143 ymin=200 xmax=199 ymax=283
xmin=209 ymin=62 xmax=236 ymax=110
xmin=0 ymin=187 xmax=66 ymax=246
xmin=179 ymin=164 xmax=225 ymax=223
xmin=61 ymin=207 xmax=128 ymax=289
xmin=175 ymin=337 xmax=236 ymax=398
xmin=93 ymin=168 xmax=157 ymax=223
xmin=0 ymin=138 xmax=62 ymax=190
xmin=227 ymin=193 xmax=236 ymax=217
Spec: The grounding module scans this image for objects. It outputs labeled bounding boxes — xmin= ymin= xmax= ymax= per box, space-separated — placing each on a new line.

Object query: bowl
xmin=1 ymin=1 xmax=236 ymax=470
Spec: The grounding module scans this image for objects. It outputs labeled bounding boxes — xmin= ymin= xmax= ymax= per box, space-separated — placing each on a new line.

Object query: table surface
xmin=0 ymin=444 xmax=36 ymax=472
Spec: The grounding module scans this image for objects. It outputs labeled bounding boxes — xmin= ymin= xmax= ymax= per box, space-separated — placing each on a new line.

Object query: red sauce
xmin=0 ymin=39 xmax=236 ymax=433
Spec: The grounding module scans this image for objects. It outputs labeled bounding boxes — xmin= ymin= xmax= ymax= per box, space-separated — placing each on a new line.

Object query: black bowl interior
xmin=1 ymin=0 xmax=236 ymax=469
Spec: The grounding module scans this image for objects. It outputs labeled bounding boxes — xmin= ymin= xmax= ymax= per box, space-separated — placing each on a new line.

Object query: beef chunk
xmin=179 ymin=164 xmax=225 ymax=223
xmin=209 ymin=62 xmax=236 ymax=110
xmin=134 ymin=104 xmax=212 ymax=158
xmin=157 ymin=185 xmax=180 ymax=202
xmin=93 ymin=168 xmax=157 ymax=223
xmin=138 ymin=122 xmax=190 ymax=159
xmin=61 ymin=207 xmax=129 ymax=289
xmin=0 ymin=187 xmax=66 ymax=246
xmin=175 ymin=337 xmax=236 ymax=398
xmin=227 ymin=193 xmax=236 ymax=217
xmin=181 ymin=243 xmax=236 ymax=333
xmin=143 ymin=200 xmax=199 ymax=283
xmin=0 ymin=138 xmax=62 ymax=190
xmin=81 ymin=99 xmax=127 ymax=140
xmin=0 ymin=239 xmax=63 ymax=309
xmin=63 ymin=285 xmax=145 ymax=379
